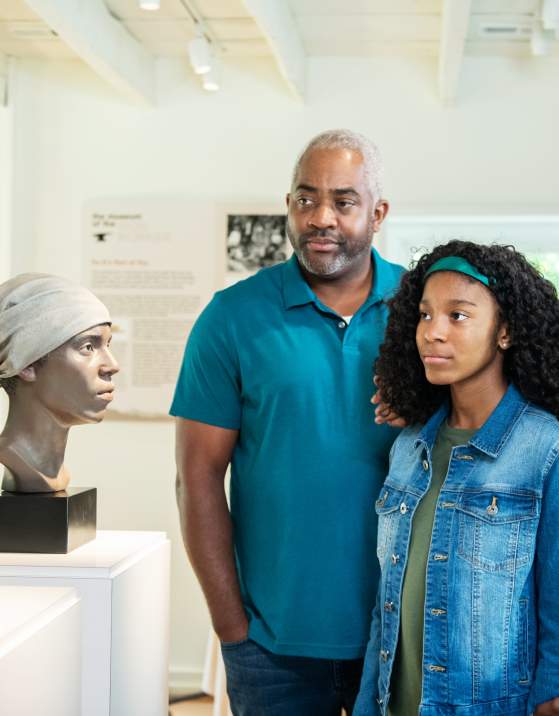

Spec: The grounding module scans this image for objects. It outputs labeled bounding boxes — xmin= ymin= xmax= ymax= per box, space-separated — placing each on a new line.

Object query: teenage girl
xmin=354 ymin=240 xmax=559 ymax=716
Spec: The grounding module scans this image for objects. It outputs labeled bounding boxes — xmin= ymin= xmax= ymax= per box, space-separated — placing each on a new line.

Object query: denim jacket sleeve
xmin=528 ymin=447 xmax=559 ymax=714
xmin=353 ymin=588 xmax=382 ymax=716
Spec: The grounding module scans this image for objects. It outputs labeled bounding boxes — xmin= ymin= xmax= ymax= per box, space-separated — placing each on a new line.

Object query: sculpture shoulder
xmin=0 ymin=440 xmax=69 ymax=493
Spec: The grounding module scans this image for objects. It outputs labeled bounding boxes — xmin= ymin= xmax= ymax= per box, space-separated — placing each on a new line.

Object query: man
xmin=172 ymin=129 xmax=403 ymax=715
xmin=0 ymin=273 xmax=118 ymax=492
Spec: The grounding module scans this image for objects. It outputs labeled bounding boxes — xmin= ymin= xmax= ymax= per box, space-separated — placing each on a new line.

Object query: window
xmin=378 ymin=217 xmax=559 ymax=285
xmin=527 ymin=253 xmax=559 ymax=291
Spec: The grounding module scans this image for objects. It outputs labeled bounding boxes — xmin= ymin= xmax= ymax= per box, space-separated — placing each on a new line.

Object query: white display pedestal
xmin=0 ymin=586 xmax=81 ymax=715
xmin=0 ymin=530 xmax=170 ymax=716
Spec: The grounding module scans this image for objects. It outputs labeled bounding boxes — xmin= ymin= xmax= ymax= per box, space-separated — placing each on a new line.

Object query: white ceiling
xmin=0 ymin=0 xmax=557 ymax=101
xmin=290 ymin=0 xmax=550 ymax=57
xmin=0 ymin=0 xmax=556 ymax=60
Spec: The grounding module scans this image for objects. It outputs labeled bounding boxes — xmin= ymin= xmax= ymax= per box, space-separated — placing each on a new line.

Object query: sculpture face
xmin=0 ymin=273 xmax=116 ymax=493
xmin=27 ymin=324 xmax=119 ymax=427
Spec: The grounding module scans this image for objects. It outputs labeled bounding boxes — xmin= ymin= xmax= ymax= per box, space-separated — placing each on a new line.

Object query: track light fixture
xmin=188 ymin=34 xmax=212 ymax=75
xmin=202 ymin=59 xmax=221 ymax=91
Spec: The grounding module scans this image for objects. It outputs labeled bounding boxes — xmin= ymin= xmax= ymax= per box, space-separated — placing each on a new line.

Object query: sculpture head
xmin=0 ymin=274 xmax=119 ymax=492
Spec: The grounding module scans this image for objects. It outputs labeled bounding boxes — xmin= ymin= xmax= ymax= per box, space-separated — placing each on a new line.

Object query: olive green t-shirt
xmin=388 ymin=421 xmax=476 ymax=716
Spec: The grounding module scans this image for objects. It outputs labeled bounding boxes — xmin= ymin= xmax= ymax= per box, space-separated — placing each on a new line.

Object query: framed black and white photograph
xmin=226 ymin=213 xmax=288 ymax=273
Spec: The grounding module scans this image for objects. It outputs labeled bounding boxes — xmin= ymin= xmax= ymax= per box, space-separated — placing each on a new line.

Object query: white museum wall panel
xmin=2 ymin=52 xmax=559 ymax=686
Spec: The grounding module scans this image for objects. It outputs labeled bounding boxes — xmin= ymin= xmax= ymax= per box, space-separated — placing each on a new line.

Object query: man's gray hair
xmin=291 ymin=129 xmax=384 ymax=201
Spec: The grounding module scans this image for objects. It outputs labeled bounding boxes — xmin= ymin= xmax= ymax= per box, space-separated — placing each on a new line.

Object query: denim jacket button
xmin=486 ymin=496 xmax=499 ymax=515
xmin=422 ymin=459 xmax=429 ymax=471
xmin=380 ymin=649 xmax=390 ymax=661
xmin=399 ymin=502 xmax=408 ymax=514
xmin=391 ymin=553 xmax=400 ymax=564
xmin=384 ymin=601 xmax=394 ymax=612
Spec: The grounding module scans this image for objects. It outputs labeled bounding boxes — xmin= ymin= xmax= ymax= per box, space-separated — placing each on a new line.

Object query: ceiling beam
xmin=438 ymin=0 xmax=473 ymax=104
xmin=241 ymin=0 xmax=306 ymax=100
xmin=23 ymin=0 xmax=155 ymax=104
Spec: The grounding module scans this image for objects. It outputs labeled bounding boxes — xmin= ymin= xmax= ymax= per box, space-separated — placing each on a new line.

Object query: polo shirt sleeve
xmin=169 ymin=293 xmax=241 ymax=430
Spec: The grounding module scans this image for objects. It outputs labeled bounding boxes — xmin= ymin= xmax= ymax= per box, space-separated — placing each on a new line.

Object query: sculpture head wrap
xmin=0 ymin=273 xmax=111 ymax=380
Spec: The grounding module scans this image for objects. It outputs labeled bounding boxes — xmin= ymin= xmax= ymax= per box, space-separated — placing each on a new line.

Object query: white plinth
xmin=0 ymin=530 xmax=170 ymax=716
xmin=0 ymin=586 xmax=81 ymax=716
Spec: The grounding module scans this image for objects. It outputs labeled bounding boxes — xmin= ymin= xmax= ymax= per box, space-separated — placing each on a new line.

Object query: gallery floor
xmin=169 ymin=695 xmax=213 ymax=715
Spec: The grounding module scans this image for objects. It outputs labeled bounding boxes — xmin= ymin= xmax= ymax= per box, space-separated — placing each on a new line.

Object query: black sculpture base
xmin=0 ymin=487 xmax=96 ymax=554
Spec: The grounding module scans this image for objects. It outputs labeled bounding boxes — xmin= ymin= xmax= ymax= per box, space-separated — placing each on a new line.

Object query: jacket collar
xmin=414 ymin=383 xmax=529 ymax=458
xmin=281 ymin=247 xmax=395 ymax=311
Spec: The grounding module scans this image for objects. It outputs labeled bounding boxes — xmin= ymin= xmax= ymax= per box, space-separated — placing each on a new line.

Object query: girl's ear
xmin=497 ymin=323 xmax=511 ymax=350
xmin=18 ymin=365 xmax=37 ymax=383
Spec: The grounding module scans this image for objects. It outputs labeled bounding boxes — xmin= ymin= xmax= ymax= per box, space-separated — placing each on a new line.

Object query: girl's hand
xmin=535 ymin=697 xmax=559 ymax=715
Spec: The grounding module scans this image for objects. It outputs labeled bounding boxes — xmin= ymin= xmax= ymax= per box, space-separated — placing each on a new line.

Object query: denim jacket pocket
xmin=456 ymin=491 xmax=537 ymax=572
xmin=375 ymin=485 xmax=406 ymax=564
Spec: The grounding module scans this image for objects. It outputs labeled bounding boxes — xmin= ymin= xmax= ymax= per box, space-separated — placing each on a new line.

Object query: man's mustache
xmin=299 ymin=231 xmax=343 ymax=244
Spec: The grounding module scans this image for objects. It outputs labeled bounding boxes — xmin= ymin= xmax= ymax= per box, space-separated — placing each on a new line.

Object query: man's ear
xmin=372 ymin=199 xmax=390 ymax=233
xmin=18 ymin=365 xmax=37 ymax=383
xmin=285 ymin=193 xmax=290 ymax=209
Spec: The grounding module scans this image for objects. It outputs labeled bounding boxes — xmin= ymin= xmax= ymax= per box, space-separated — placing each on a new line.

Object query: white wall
xmin=0 ymin=60 xmax=12 ymax=428
xmin=4 ymin=52 xmax=559 ymax=685
xmin=0 ymin=60 xmax=11 ymax=283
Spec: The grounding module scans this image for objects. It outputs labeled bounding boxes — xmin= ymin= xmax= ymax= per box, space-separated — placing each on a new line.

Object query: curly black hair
xmin=376 ymin=240 xmax=559 ymax=424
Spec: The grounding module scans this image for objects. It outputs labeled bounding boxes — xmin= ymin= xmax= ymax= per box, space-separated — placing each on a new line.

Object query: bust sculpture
xmin=0 ymin=273 xmax=119 ymax=493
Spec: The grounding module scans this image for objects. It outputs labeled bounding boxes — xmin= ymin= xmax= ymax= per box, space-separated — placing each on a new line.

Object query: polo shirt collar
xmin=282 ymin=247 xmax=392 ymax=310
xmin=282 ymin=255 xmax=315 ymax=309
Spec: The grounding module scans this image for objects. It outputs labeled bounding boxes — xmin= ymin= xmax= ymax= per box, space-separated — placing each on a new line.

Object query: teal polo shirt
xmin=170 ymin=248 xmax=403 ymax=659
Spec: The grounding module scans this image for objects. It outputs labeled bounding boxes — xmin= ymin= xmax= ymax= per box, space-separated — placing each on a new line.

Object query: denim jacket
xmin=354 ymin=384 xmax=559 ymax=716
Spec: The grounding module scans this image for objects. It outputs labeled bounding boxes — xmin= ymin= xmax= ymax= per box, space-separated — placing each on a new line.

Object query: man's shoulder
xmin=198 ymin=262 xmax=286 ymax=326
xmin=221 ymin=261 xmax=287 ymax=300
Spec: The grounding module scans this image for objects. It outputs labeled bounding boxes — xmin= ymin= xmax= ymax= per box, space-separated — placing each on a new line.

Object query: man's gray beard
xmin=294 ymin=246 xmax=354 ymax=276
xmin=287 ymin=219 xmax=375 ymax=278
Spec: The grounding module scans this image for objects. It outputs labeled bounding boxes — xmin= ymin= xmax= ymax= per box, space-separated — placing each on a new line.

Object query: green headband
xmin=424 ymin=256 xmax=492 ymax=288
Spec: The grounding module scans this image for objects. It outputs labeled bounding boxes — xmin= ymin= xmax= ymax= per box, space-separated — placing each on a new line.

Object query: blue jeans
xmin=221 ymin=638 xmax=364 ymax=716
